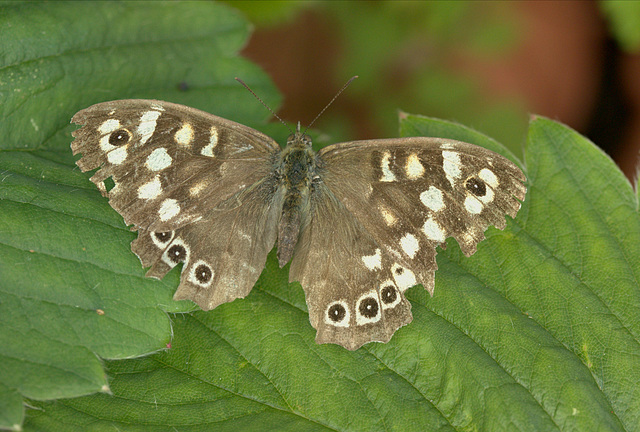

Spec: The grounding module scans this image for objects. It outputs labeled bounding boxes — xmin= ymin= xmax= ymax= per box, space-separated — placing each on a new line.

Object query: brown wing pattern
xmin=289 ymin=184 xmax=414 ymax=350
xmin=72 ymin=99 xmax=279 ymax=232
xmin=72 ymin=99 xmax=283 ymax=311
xmin=318 ymin=137 xmax=526 ymax=296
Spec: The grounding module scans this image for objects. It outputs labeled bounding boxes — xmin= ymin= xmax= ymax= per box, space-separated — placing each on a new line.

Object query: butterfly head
xmin=286 ymin=121 xmax=313 ymax=150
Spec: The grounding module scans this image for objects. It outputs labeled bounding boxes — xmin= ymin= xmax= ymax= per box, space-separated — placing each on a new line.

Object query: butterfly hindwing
xmin=319 ymin=137 xmax=526 ymax=296
xmin=289 ymin=183 xmax=413 ymax=350
xmin=131 ymin=178 xmax=283 ymax=310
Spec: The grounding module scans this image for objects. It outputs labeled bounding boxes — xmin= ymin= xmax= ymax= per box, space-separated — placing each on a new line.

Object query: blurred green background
xmin=228 ymin=0 xmax=640 ymax=179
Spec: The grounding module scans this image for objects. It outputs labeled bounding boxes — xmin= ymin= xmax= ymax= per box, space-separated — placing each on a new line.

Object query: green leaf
xmin=0 ymin=2 xmax=278 ymax=429
xmin=20 ymin=112 xmax=640 ymax=430
xmin=4 ymin=2 xmax=640 ymax=431
xmin=600 ymin=1 xmax=640 ymax=52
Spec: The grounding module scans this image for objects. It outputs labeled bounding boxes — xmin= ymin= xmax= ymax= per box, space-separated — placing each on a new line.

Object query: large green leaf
xmin=3 ymin=2 xmax=640 ymax=431
xmin=0 ymin=2 xmax=278 ymax=429
xmin=20 ymin=112 xmax=640 ymax=431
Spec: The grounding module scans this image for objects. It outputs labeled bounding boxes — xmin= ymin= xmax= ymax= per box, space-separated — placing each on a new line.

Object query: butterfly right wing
xmin=317 ymin=137 xmax=526 ymax=296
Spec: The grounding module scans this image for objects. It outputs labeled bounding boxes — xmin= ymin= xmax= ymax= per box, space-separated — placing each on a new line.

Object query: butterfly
xmin=71 ymin=98 xmax=526 ymax=350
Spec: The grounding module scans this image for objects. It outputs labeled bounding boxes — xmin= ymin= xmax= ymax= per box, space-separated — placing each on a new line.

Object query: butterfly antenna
xmin=235 ymin=77 xmax=293 ymax=134
xmin=303 ymin=75 xmax=358 ymax=135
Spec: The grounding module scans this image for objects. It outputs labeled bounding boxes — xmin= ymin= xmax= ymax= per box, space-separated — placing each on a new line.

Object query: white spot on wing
xmin=99 ymin=134 xmax=114 ymax=152
xmin=158 ymin=198 xmax=180 ymax=221
xmin=391 ymin=264 xmax=417 ymax=291
xmin=107 ymin=146 xmax=128 ymax=165
xmin=442 ymin=151 xmax=461 ymax=187
xmin=422 ymin=217 xmax=446 ymax=243
xmin=174 ymin=123 xmax=194 ymax=146
xmin=146 ymin=148 xmax=172 ymax=171
xmin=478 ymin=187 xmax=495 ymax=204
xmin=98 ymin=119 xmax=121 ymax=135
xmin=479 ymin=168 xmax=499 ymax=188
xmin=405 ymin=153 xmax=425 ymax=179
xmin=201 ymin=127 xmax=218 ymax=157
xmin=380 ymin=207 xmax=397 ymax=226
xmin=362 ymin=248 xmax=382 ymax=270
xmin=420 ymin=186 xmax=445 ymax=212
xmin=380 ymin=151 xmax=396 ymax=182
xmin=464 ymin=195 xmax=483 ymax=214
xmin=189 ymin=181 xmax=208 ymax=197
xmin=138 ymin=175 xmax=162 ymax=200
xmin=137 ymin=110 xmax=161 ymax=145
xmin=400 ymin=233 xmax=420 ymax=259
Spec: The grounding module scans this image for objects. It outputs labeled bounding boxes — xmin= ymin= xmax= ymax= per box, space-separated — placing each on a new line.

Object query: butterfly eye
xmin=465 ymin=177 xmax=487 ymax=197
xmin=108 ymin=129 xmax=131 ymax=146
xmin=381 ymin=285 xmax=397 ymax=305
xmin=328 ymin=303 xmax=347 ymax=323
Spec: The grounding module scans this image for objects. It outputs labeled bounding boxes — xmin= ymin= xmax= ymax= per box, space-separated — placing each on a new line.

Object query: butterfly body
xmin=275 ymin=129 xmax=316 ymax=266
xmin=71 ymin=99 xmax=526 ymax=350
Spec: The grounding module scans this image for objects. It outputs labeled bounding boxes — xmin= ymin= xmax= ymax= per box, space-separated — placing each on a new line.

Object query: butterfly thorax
xmin=276 ymin=131 xmax=317 ymax=267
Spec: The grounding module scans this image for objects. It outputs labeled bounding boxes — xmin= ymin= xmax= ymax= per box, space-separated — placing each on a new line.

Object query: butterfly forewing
xmin=318 ymin=137 xmax=526 ymax=296
xmin=71 ymin=100 xmax=279 ymax=233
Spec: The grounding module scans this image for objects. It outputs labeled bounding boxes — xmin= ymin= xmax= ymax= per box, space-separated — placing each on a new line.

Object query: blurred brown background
xmin=231 ymin=1 xmax=640 ymax=181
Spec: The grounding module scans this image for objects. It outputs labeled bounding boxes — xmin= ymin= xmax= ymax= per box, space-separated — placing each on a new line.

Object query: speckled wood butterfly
xmin=71 ymin=97 xmax=525 ymax=350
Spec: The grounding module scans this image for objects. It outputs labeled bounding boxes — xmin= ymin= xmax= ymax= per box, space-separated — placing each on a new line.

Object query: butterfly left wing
xmin=289 ymin=183 xmax=414 ymax=350
xmin=71 ymin=99 xmax=284 ymax=310
xmin=317 ymin=137 xmax=526 ymax=297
